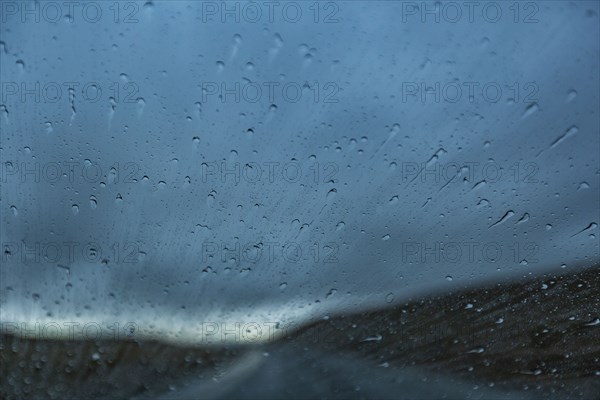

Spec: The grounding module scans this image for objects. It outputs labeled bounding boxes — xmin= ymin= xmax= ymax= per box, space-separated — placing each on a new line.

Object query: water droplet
xmin=522 ymin=103 xmax=539 ymax=119
xmin=382 ymin=234 xmax=390 ymax=241
xmin=0 ymin=104 xmax=8 ymax=121
xmin=207 ymin=191 xmax=216 ymax=207
xmin=45 ymin=121 xmax=53 ymax=134
xmin=389 ymin=123 xmax=401 ymax=139
xmin=10 ymin=205 xmax=18 ymax=216
xmin=467 ymin=347 xmax=485 ymax=354
xmin=446 ymin=275 xmax=453 ymax=282
xmin=71 ymin=204 xmax=79 ymax=215
xmin=336 ymin=221 xmax=345 ymax=231
xmin=88 ymin=248 xmax=98 ymax=259
xmin=326 ymin=188 xmax=337 ymax=200
xmin=517 ymin=213 xmax=530 ymax=224
xmin=549 ymin=125 xmax=578 ymax=150
xmin=274 ymin=33 xmax=283 ymax=46
xmin=489 ymin=210 xmax=514 ymax=228
xmin=89 ymin=196 xmax=97 ymax=210
xmin=419 ymin=58 xmax=432 ymax=69
xmin=136 ymin=97 xmax=146 ymax=116
xmin=472 ymin=180 xmax=486 ymax=190
xmin=584 ymin=318 xmax=599 ymax=326
xmin=56 ymin=264 xmax=71 ymax=275
xmin=385 ymin=293 xmax=394 ymax=303
xmin=566 ymin=90 xmax=577 ymax=103
xmin=361 ymin=334 xmax=382 ymax=342
xmin=303 ymin=52 xmax=314 ymax=67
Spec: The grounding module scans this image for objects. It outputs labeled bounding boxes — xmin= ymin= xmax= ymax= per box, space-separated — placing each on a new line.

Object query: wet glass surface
xmin=0 ymin=1 xmax=599 ymax=398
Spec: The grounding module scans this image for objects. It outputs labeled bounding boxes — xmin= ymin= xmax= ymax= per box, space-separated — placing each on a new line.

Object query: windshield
xmin=1 ymin=1 xmax=598 ymax=399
